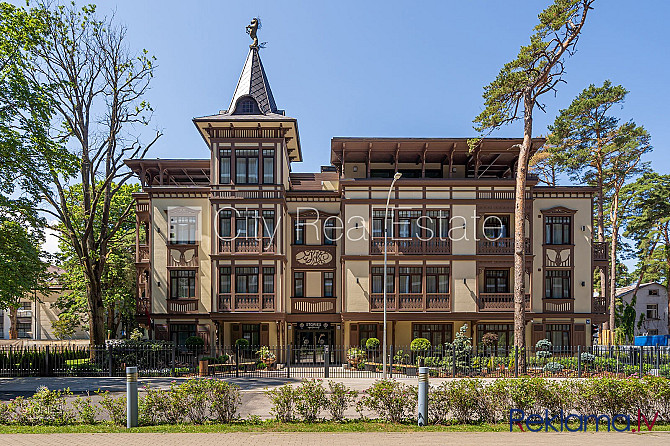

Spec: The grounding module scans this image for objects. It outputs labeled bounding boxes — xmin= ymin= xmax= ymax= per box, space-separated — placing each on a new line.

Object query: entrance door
xmin=294 ymin=329 xmax=334 ymax=364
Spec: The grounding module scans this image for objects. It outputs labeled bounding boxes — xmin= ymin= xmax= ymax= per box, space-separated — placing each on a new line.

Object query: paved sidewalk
xmin=0 ymin=432 xmax=668 ymax=446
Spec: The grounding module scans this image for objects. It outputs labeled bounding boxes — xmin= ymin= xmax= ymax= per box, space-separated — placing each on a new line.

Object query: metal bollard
xmin=417 ymin=366 xmax=429 ymax=426
xmin=126 ymin=366 xmax=138 ymax=428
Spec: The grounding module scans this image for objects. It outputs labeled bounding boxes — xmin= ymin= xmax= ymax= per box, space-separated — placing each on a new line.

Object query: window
xmin=219 ymin=267 xmax=231 ymax=294
xmin=241 ymin=324 xmax=260 ymax=345
xmin=649 ymin=288 xmax=659 ymax=296
xmin=235 ymin=267 xmax=258 ymax=294
xmin=294 ymin=219 xmax=305 ymax=244
xmin=372 ymin=210 xmax=392 ymax=238
xmin=412 ymin=323 xmax=452 ymax=347
xmin=235 ymin=149 xmax=259 ymax=184
xmin=647 ymin=304 xmax=659 ymax=320
xmin=485 ymin=270 xmax=509 ymax=293
xmin=648 ymin=329 xmax=659 ymax=336
xmin=236 ymin=210 xmax=258 ymax=238
xmin=294 ymin=272 xmax=304 ymax=297
xmin=545 ymin=324 xmax=571 ymax=350
xmin=426 ymin=210 xmax=450 ymax=239
xmin=399 ymin=267 xmax=422 ymax=294
xmin=426 ymin=267 xmax=449 ymax=293
xmin=371 ymin=267 xmax=394 ymax=294
xmin=359 ymin=324 xmax=377 ymax=347
xmin=263 ymin=267 xmax=275 ymax=294
xmin=262 ymin=210 xmax=275 ymax=238
xmin=170 ymin=215 xmax=197 ymax=244
xmin=171 ymin=323 xmax=196 ymax=346
xmin=397 ymin=210 xmax=421 ymax=238
xmin=17 ymin=322 xmax=31 ymax=339
xmin=477 ymin=324 xmax=514 ymax=349
xmin=219 ymin=148 xmax=231 ymax=183
xmin=170 ymin=270 xmax=196 ymax=298
xmin=323 ymin=272 xmax=334 ymax=297
xmin=219 ymin=210 xmax=232 ymax=238
xmin=237 ymin=98 xmax=258 ymax=114
xmin=483 ymin=215 xmax=509 ymax=239
xmin=324 ymin=218 xmax=336 ymax=245
xmin=545 ymin=216 xmax=571 ymax=245
xmin=545 ymin=270 xmax=571 ymax=298
xmin=263 ymin=149 xmax=275 ymax=184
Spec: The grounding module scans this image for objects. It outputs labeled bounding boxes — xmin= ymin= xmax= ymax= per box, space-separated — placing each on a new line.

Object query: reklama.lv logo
xmin=509 ymin=409 xmax=660 ymax=432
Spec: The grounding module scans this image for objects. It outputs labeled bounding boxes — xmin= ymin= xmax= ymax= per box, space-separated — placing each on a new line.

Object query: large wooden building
xmin=126 ymin=42 xmax=609 ymax=352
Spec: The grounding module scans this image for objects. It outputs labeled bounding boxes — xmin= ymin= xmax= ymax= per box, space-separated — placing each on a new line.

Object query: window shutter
xmin=350 ymin=324 xmax=358 ymax=347
xmin=531 ymin=323 xmax=545 ymax=346
xmin=573 ymin=323 xmax=586 ymax=346
xmin=260 ymin=323 xmax=270 ymax=346
xmin=232 ymin=323 xmax=241 ymax=344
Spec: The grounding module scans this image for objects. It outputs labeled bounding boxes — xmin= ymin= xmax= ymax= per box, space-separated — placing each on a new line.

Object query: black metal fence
xmin=1 ymin=343 xmax=669 ymax=378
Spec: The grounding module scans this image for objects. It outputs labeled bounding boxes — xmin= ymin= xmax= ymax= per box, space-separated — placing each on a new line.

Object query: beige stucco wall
xmin=343 ymin=204 xmax=369 ymax=255
xmin=451 ymin=204 xmax=476 ymax=255
xmin=452 ymin=260 xmax=477 ymax=312
xmin=344 ymin=261 xmax=369 ymax=312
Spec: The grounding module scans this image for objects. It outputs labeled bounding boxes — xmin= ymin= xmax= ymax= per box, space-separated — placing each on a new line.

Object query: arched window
xmin=235 ymin=97 xmax=258 ymax=114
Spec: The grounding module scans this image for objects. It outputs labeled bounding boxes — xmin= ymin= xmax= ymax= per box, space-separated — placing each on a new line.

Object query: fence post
xmin=639 ymin=346 xmax=644 ymax=377
xmin=452 ymin=342 xmax=456 ymax=378
xmin=171 ymin=343 xmax=176 ymax=377
xmin=577 ymin=345 xmax=582 ymax=378
xmin=45 ymin=345 xmax=50 ymax=377
xmin=286 ymin=344 xmax=291 ymax=379
xmin=235 ymin=346 xmax=240 ymax=378
xmin=514 ymin=347 xmax=519 ymax=378
xmin=107 ymin=344 xmax=113 ymax=377
xmin=324 ymin=345 xmax=330 ymax=378
xmin=389 ymin=344 xmax=394 ymax=378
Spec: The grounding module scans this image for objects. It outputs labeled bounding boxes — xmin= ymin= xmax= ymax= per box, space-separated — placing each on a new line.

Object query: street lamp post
xmin=383 ymin=172 xmax=402 ymax=379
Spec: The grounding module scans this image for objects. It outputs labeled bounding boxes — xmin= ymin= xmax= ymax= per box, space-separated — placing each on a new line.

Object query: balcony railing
xmin=219 ymin=238 xmax=276 ymax=254
xmin=593 ymin=242 xmax=608 ymax=262
xmin=542 ymin=298 xmax=574 ymax=313
xmin=167 ymin=244 xmax=198 ymax=267
xmin=478 ymin=293 xmax=530 ymax=311
xmin=291 ymin=298 xmax=337 ymax=314
xmin=477 ymin=237 xmax=531 ymax=255
xmin=137 ymin=244 xmax=150 ymax=263
xmin=370 ymin=293 xmax=451 ymax=311
xmin=370 ymin=239 xmax=451 ymax=255
xmin=210 ymin=187 xmax=283 ymax=200
xmin=593 ymin=295 xmax=607 ymax=314
xmin=167 ymin=298 xmax=199 ymax=314
xmin=135 ymin=202 xmax=150 ymax=213
xmin=217 ymin=293 xmax=275 ymax=312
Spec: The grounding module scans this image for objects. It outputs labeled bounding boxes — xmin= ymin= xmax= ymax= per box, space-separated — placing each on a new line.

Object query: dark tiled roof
xmin=228 ymin=47 xmax=277 ymax=114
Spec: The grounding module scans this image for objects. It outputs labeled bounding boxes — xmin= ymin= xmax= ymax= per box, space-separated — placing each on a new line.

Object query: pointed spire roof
xmin=228 ymin=47 xmax=278 ymax=115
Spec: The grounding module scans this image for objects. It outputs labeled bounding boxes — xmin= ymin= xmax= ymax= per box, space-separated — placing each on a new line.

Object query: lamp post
xmin=383 ymin=172 xmax=402 ymax=379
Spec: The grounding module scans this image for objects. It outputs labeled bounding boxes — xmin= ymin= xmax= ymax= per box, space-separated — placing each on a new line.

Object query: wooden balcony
xmin=137 ymin=297 xmax=150 ymax=315
xmin=542 ymin=298 xmax=574 ymax=313
xmin=291 ymin=298 xmax=337 ymax=314
xmin=219 ymin=238 xmax=276 ymax=254
xmin=370 ymin=294 xmax=451 ymax=311
xmin=478 ymin=293 xmax=530 ymax=311
xmin=136 ymin=244 xmax=150 ymax=263
xmin=167 ymin=298 xmax=199 ymax=314
xmin=370 ymin=239 xmax=451 ymax=256
xmin=167 ymin=243 xmax=198 ymax=267
xmin=217 ymin=293 xmax=275 ymax=312
xmin=593 ymin=242 xmax=608 ymax=264
xmin=210 ymin=188 xmax=284 ymax=200
xmin=477 ymin=237 xmax=531 ymax=255
xmin=592 ymin=295 xmax=607 ymax=314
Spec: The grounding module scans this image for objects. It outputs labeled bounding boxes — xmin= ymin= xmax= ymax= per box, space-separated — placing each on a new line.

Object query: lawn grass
xmin=1 ymin=421 xmax=669 ymax=434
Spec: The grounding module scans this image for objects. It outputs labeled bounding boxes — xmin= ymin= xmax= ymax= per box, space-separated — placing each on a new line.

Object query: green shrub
xmin=535 ymin=339 xmax=552 ymax=359
xmin=327 ymin=382 xmax=358 ymax=422
xmin=365 ymin=337 xmax=380 ymax=350
xmin=357 ymin=379 xmax=417 ymax=423
xmin=429 ymin=379 xmax=484 ymax=424
xmin=543 ymin=362 xmax=564 ymax=373
xmin=266 ymin=384 xmax=295 ymax=422
xmin=72 ymin=394 xmax=98 ymax=424
xmin=20 ymin=387 xmax=74 ymax=426
xmin=210 ymin=380 xmax=241 ymax=423
xmin=98 ymin=391 xmax=126 ymax=426
xmin=294 ymin=379 xmax=327 ymax=422
xmin=235 ymin=338 xmax=250 ymax=349
xmin=185 ymin=336 xmax=205 ymax=351
xmin=580 ymin=352 xmax=595 ymax=364
xmin=410 ymin=338 xmax=431 ymax=353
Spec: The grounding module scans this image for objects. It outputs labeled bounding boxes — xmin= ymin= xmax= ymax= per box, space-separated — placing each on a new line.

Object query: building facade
xmin=127 ymin=43 xmax=609 ymax=352
xmin=616 ymin=283 xmax=669 ymax=336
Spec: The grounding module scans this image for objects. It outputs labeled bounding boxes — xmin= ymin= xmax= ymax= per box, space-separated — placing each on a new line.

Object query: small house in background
xmin=616 ymin=282 xmax=668 ymax=336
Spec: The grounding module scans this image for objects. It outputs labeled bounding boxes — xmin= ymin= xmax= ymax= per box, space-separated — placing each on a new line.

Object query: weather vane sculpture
xmin=246 ymin=18 xmax=266 ymax=49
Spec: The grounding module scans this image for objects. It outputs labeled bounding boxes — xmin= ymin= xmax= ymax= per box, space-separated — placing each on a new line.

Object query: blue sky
xmin=72 ymin=0 xmax=668 ymax=176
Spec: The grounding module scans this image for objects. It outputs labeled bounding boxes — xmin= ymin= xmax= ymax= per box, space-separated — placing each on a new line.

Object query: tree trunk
xmin=513 ymin=91 xmax=533 ymax=370
xmin=608 ymin=193 xmax=619 ymax=332
xmin=596 ymin=175 xmax=608 ymax=330
xmin=87 ymin=274 xmax=106 ymax=355
xmin=8 ymin=306 xmax=18 ymax=340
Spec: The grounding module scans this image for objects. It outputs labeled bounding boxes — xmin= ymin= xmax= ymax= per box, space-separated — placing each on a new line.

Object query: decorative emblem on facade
xmin=545 ymin=248 xmax=571 ymax=267
xmin=295 ymin=249 xmax=333 ymax=266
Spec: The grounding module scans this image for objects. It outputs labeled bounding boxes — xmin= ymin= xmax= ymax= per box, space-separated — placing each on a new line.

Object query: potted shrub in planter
xmin=365 ymin=337 xmax=380 ymax=363
xmin=257 ymin=346 xmax=276 ymax=369
xmin=347 ymin=347 xmax=366 ymax=369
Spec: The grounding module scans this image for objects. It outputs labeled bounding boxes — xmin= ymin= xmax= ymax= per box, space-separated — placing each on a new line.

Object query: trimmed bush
xmin=294 ymin=379 xmax=327 ymax=422
xmin=327 ymin=382 xmax=358 ymax=422
xmin=357 ymin=379 xmax=417 ymax=423
xmin=410 ymin=338 xmax=431 ymax=353
xmin=543 ymin=362 xmax=564 ymax=373
xmin=365 ymin=337 xmax=380 ymax=350
xmin=235 ymin=338 xmax=250 ymax=349
xmin=266 ymin=384 xmax=295 ymax=422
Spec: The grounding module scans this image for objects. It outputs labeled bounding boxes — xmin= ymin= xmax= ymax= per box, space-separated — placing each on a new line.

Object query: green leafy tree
xmin=0 ymin=219 xmax=49 ymax=339
xmin=20 ymin=3 xmax=160 ymax=349
xmin=0 ymin=2 xmax=75 ymax=220
xmin=54 ymin=182 xmax=138 ymax=339
xmin=472 ymin=0 xmax=595 ymax=360
xmin=614 ymin=294 xmax=643 ymax=344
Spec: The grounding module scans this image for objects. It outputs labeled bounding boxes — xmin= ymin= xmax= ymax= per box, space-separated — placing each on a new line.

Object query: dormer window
xmin=234 ymin=97 xmax=259 ymax=114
